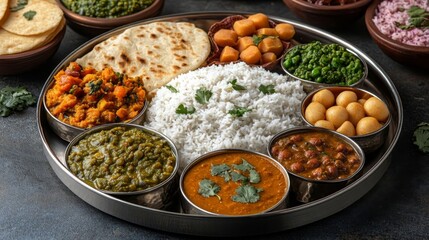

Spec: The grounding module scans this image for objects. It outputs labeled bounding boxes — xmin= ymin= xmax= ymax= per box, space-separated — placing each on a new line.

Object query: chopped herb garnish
xmin=228 ymin=106 xmax=251 ymax=117
xmin=249 ymin=169 xmax=261 ymax=184
xmin=259 ymin=84 xmax=276 ymax=95
xmin=232 ymin=185 xmax=262 ymax=203
xmin=395 ymin=5 xmax=429 ymax=30
xmin=211 ymin=164 xmax=231 ymax=182
xmin=166 ymin=85 xmax=178 ymax=93
xmin=228 ymin=79 xmax=246 ymax=91
xmin=195 ymin=87 xmax=212 ymax=104
xmin=10 ymin=0 xmax=28 ymax=12
xmin=198 ymin=179 xmax=221 ymax=201
xmin=0 ymin=86 xmax=36 ymax=117
xmin=233 ymin=159 xmax=254 ymax=172
xmin=88 ymin=80 xmax=102 ymax=95
xmin=413 ymin=122 xmax=429 ymax=154
xmin=23 ymin=10 xmax=36 ymax=20
xmin=231 ymin=171 xmax=247 ymax=182
xmin=252 ymin=34 xmax=267 ymax=45
xmin=176 ymin=103 xmax=195 ymax=114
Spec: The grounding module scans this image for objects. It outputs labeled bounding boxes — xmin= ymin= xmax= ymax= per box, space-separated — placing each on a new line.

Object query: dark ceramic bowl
xmin=55 ymin=0 xmax=164 ymax=36
xmin=365 ymin=0 xmax=429 ymax=69
xmin=0 ymin=25 xmax=66 ymax=75
xmin=283 ymin=0 xmax=372 ymax=28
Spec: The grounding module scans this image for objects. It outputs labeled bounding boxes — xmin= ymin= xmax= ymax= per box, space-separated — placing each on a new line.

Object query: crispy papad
xmin=76 ymin=22 xmax=211 ymax=92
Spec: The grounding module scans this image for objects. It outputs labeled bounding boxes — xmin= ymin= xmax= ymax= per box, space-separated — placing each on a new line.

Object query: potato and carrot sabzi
xmin=208 ymin=13 xmax=295 ymax=68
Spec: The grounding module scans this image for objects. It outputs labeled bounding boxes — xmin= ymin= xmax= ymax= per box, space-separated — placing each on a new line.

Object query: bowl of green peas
xmin=281 ymin=41 xmax=367 ymax=93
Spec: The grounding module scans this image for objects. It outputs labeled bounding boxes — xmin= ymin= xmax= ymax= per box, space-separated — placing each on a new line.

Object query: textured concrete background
xmin=1 ymin=0 xmax=428 ymax=239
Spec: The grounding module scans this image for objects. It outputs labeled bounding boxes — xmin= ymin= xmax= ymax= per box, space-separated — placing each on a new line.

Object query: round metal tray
xmin=36 ymin=12 xmax=403 ymax=237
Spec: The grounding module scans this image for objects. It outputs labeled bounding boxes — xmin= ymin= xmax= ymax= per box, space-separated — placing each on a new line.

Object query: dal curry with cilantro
xmin=182 ymin=151 xmax=289 ymax=216
xmin=45 ymin=62 xmax=146 ymax=128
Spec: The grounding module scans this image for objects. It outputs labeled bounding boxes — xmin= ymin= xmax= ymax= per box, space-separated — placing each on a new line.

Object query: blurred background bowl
xmin=268 ymin=126 xmax=365 ymax=203
xmin=0 ymin=26 xmax=65 ymax=75
xmin=300 ymin=86 xmax=391 ymax=153
xmin=55 ymin=0 xmax=164 ymax=36
xmin=365 ymin=0 xmax=429 ymax=69
xmin=64 ymin=123 xmax=180 ymax=209
xmin=283 ymin=0 xmax=372 ymax=28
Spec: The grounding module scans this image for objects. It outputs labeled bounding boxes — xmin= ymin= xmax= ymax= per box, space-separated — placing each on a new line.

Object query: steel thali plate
xmin=36 ymin=12 xmax=403 ymax=237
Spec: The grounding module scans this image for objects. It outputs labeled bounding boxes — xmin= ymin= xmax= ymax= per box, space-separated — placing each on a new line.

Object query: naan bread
xmin=76 ymin=22 xmax=211 ymax=93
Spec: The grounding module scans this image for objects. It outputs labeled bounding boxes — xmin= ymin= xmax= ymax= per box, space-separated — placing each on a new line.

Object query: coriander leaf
xmin=231 ymin=171 xmax=248 ymax=182
xmin=228 ymin=106 xmax=251 ymax=117
xmin=198 ymin=179 xmax=221 ymax=201
xmin=0 ymin=86 xmax=36 ymax=117
xmin=228 ymin=79 xmax=246 ymax=91
xmin=88 ymin=80 xmax=102 ymax=94
xmin=176 ymin=104 xmax=195 ymax=114
xmin=249 ymin=169 xmax=261 ymax=184
xmin=211 ymin=164 xmax=231 ymax=182
xmin=195 ymin=87 xmax=212 ymax=104
xmin=233 ymin=158 xmax=255 ymax=172
xmin=231 ymin=185 xmax=262 ymax=203
xmin=259 ymin=84 xmax=276 ymax=95
xmin=413 ymin=122 xmax=429 ymax=153
xmin=166 ymin=85 xmax=178 ymax=93
xmin=252 ymin=34 xmax=266 ymax=45
xmin=10 ymin=0 xmax=28 ymax=12
xmin=23 ymin=10 xmax=36 ymax=20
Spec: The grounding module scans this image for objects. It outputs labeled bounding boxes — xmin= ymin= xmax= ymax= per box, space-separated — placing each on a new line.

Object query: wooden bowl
xmin=283 ymin=0 xmax=372 ymax=28
xmin=55 ymin=0 xmax=164 ymax=36
xmin=365 ymin=0 xmax=429 ymax=69
xmin=0 ymin=26 xmax=66 ymax=76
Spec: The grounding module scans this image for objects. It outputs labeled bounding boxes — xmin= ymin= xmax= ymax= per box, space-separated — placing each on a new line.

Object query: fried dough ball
xmin=305 ymin=102 xmax=326 ymax=125
xmin=336 ymin=90 xmax=358 ymax=108
xmin=346 ymin=102 xmax=365 ymax=126
xmin=326 ymin=105 xmax=348 ymax=128
xmin=356 ymin=117 xmax=382 ymax=135
xmin=363 ymin=97 xmax=389 ymax=122
xmin=337 ymin=121 xmax=356 ymax=137
xmin=312 ymin=89 xmax=335 ymax=108
xmin=314 ymin=120 xmax=335 ymax=130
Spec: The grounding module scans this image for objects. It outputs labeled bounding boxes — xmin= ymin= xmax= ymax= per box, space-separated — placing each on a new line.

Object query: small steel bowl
xmin=180 ymin=149 xmax=290 ymax=216
xmin=281 ymin=43 xmax=368 ymax=93
xmin=42 ymin=78 xmax=148 ymax=142
xmin=267 ymin=127 xmax=365 ymax=203
xmin=301 ymin=86 xmax=391 ymax=153
xmin=64 ymin=123 xmax=179 ymax=209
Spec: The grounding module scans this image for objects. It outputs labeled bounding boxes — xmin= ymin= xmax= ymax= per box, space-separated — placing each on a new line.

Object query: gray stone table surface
xmin=1 ymin=0 xmax=428 ymax=239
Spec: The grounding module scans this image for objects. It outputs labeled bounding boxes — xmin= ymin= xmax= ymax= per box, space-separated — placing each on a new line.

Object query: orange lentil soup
xmin=45 ymin=62 xmax=146 ymax=128
xmin=182 ymin=151 xmax=288 ymax=216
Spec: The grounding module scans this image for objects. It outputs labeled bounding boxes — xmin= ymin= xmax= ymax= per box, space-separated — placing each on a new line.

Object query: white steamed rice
xmin=144 ymin=62 xmax=306 ymax=169
xmin=373 ymin=0 xmax=429 ymax=47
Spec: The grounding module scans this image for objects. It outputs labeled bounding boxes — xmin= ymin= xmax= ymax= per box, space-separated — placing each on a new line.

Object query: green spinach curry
xmin=61 ymin=0 xmax=155 ymax=18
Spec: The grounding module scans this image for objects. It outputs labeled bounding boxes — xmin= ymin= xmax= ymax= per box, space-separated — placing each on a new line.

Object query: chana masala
xmin=182 ymin=151 xmax=288 ymax=216
xmin=270 ymin=131 xmax=362 ymax=181
xmin=45 ymin=62 xmax=146 ymax=128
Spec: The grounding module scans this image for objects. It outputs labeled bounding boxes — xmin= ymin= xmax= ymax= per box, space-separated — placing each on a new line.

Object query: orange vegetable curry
xmin=45 ymin=62 xmax=146 ymax=128
xmin=182 ymin=152 xmax=288 ymax=216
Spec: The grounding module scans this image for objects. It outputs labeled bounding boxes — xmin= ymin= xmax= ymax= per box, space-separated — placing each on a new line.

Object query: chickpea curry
xmin=182 ymin=151 xmax=288 ymax=216
xmin=45 ymin=62 xmax=146 ymax=128
xmin=270 ymin=131 xmax=362 ymax=181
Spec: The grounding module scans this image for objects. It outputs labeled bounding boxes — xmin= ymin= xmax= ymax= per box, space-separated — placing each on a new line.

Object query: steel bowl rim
xmin=267 ymin=126 xmax=366 ymax=184
xmin=64 ymin=122 xmax=180 ymax=196
xmin=179 ymin=148 xmax=291 ymax=217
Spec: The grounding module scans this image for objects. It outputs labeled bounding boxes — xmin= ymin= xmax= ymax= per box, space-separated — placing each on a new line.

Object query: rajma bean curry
xmin=182 ymin=152 xmax=288 ymax=216
xmin=45 ymin=62 xmax=146 ymax=128
xmin=270 ymin=131 xmax=361 ymax=181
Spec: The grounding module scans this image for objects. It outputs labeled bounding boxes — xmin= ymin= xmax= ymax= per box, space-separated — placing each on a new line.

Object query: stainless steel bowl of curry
xmin=64 ymin=123 xmax=179 ymax=209
xmin=179 ymin=149 xmax=290 ymax=216
xmin=268 ymin=127 xmax=365 ymax=203
xmin=43 ymin=62 xmax=148 ymax=142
